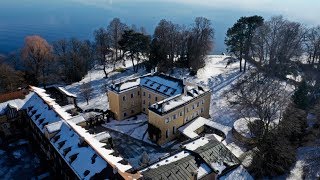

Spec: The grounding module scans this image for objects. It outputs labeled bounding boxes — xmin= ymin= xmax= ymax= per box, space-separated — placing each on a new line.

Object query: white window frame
xmin=165 ymin=118 xmax=170 ymax=124
xmin=166 ymin=129 xmax=170 ymax=138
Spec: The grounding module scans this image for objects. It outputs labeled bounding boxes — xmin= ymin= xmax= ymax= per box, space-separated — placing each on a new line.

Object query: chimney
xmin=183 ymin=78 xmax=188 ymax=96
xmin=191 ymin=171 xmax=198 ymax=180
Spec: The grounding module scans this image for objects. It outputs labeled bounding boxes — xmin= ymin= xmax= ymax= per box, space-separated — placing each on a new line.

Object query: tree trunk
xmin=239 ymin=52 xmax=243 ymax=72
xmin=131 ymin=55 xmax=136 ymax=72
xmin=103 ymin=63 xmax=108 ymax=78
xmin=244 ymin=58 xmax=247 ymax=72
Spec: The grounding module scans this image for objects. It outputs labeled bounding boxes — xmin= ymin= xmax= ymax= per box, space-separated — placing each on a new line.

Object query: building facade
xmin=108 ymin=73 xmax=211 ymax=145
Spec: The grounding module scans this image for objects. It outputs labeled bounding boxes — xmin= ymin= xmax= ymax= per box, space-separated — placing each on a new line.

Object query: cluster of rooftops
xmin=24 ymin=87 xmax=131 ymax=179
xmin=11 ymin=86 xmax=245 ymax=179
xmin=110 ymin=72 xmax=211 ymax=114
xmin=0 ymin=79 xmax=252 ymax=179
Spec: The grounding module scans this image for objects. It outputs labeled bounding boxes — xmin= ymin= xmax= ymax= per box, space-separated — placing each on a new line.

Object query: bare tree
xmin=305 ymin=26 xmax=320 ymax=66
xmin=228 ymin=71 xmax=288 ymax=140
xmin=80 ymin=82 xmax=93 ymax=105
xmin=0 ymin=62 xmax=25 ymax=93
xmin=252 ymin=16 xmax=306 ymax=76
xmin=225 ymin=16 xmax=263 ymax=72
xmin=228 ymin=72 xmax=297 ymax=177
xmin=187 ymin=17 xmax=214 ymax=72
xmin=21 ymin=35 xmax=53 ymax=86
xmin=53 ymin=38 xmax=93 ymax=83
xmin=107 ymin=18 xmax=127 ymax=68
xmin=94 ymin=28 xmax=110 ymax=77
xmin=153 ymin=19 xmax=180 ymax=72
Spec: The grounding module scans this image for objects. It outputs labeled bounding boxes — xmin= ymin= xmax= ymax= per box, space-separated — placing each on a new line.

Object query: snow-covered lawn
xmin=287 ymin=146 xmax=320 ymax=179
xmin=65 ymin=60 xmax=146 ymax=111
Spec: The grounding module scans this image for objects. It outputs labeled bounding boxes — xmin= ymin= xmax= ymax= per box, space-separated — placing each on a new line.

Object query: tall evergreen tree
xmin=292 ymin=80 xmax=309 ymax=109
xmin=225 ymin=15 xmax=264 ymax=72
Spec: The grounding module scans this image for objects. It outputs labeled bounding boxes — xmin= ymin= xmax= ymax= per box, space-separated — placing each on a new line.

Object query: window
xmin=173 ymin=126 xmax=176 ymax=134
xmin=172 ymin=114 xmax=177 ymax=120
xmin=197 ymin=102 xmax=200 ymax=107
xmin=180 ymin=111 xmax=183 ymax=116
xmin=148 ymin=94 xmax=151 ymax=98
xmin=201 ymin=107 xmax=204 ymax=113
xmin=131 ymin=93 xmax=134 ymax=98
xmin=122 ymin=96 xmax=126 ymax=101
xmin=143 ymin=100 xmax=145 ymax=104
xmin=143 ymin=108 xmax=145 ymax=111
xmin=131 ymin=110 xmax=134 ymax=114
xmin=166 ymin=129 xmax=170 ymax=138
xmin=143 ymin=92 xmax=146 ymax=96
xmin=148 ymin=102 xmax=151 ymax=106
xmin=192 ymin=104 xmax=195 ymax=109
xmin=138 ymin=91 xmax=140 ymax=96
xmin=201 ymin=99 xmax=205 ymax=104
xmin=124 ymin=113 xmax=127 ymax=117
xmin=155 ymin=96 xmax=158 ymax=101
xmin=165 ymin=118 xmax=170 ymax=124
xmin=186 ymin=108 xmax=189 ymax=112
xmin=185 ymin=116 xmax=189 ymax=122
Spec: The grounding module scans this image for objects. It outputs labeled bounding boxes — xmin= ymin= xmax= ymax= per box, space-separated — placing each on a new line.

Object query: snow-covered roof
xmin=23 ymin=93 xmax=65 ymax=133
xmin=0 ymin=92 xmax=33 ymax=115
xmin=218 ymin=165 xmax=253 ymax=180
xmin=118 ymin=78 xmax=140 ymax=91
xmin=179 ymin=117 xmax=230 ymax=139
xmin=22 ymin=86 xmax=135 ymax=178
xmin=184 ymin=137 xmax=241 ymax=175
xmin=45 ymin=121 xmax=63 ymax=133
xmin=57 ymin=87 xmax=77 ymax=98
xmin=149 ymin=86 xmax=209 ymax=115
xmin=110 ymin=73 xmax=184 ymax=97
xmin=67 ymin=120 xmax=133 ymax=173
xmin=183 ymin=137 xmax=210 ymax=151
xmin=68 ymin=115 xmax=87 ymax=125
xmin=140 ymin=150 xmax=213 ymax=179
xmin=51 ymin=121 xmax=108 ymax=179
xmin=140 ymin=74 xmax=183 ymax=96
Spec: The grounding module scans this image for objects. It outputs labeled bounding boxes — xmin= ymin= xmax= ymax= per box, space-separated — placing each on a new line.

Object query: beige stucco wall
xmin=148 ymin=91 xmax=211 ymax=145
xmin=107 ymin=90 xmax=121 ymax=120
xmin=108 ymin=87 xmax=142 ymax=120
xmin=141 ymin=87 xmax=167 ymax=114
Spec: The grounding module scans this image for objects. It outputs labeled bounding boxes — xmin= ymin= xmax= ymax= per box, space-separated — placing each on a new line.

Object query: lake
xmin=0 ymin=0 xmax=272 ymax=55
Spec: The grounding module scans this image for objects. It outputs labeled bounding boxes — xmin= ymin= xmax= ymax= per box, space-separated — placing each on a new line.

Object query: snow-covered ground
xmin=65 ymin=60 xmax=145 ymax=111
xmin=65 ymin=55 xmax=249 ymax=158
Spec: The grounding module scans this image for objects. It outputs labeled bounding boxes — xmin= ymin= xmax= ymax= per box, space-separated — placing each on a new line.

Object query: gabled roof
xmin=149 ymin=86 xmax=210 ymax=115
xmin=141 ymin=137 xmax=244 ymax=179
xmin=141 ymin=150 xmax=213 ymax=180
xmin=57 ymin=87 xmax=77 ymax=98
xmin=109 ymin=73 xmax=183 ymax=97
xmin=22 ymin=86 xmax=137 ymax=179
xmin=51 ymin=121 xmax=109 ymax=179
